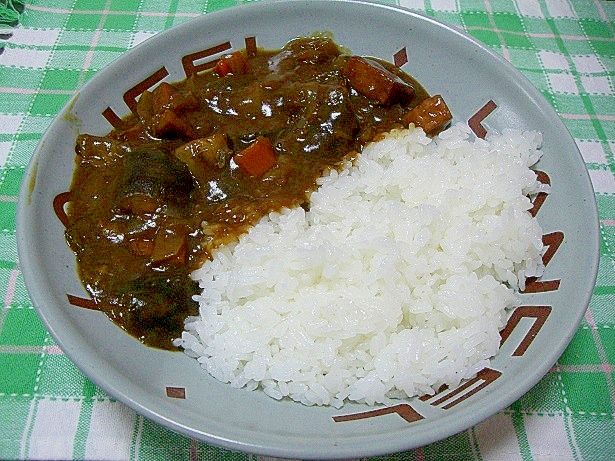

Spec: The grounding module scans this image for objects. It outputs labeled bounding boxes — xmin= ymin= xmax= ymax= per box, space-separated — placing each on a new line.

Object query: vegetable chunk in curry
xmin=64 ymin=35 xmax=452 ymax=349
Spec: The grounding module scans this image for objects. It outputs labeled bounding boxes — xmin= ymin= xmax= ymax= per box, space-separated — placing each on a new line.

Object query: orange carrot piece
xmin=215 ymin=51 xmax=250 ymax=77
xmin=234 ymin=136 xmax=277 ymax=177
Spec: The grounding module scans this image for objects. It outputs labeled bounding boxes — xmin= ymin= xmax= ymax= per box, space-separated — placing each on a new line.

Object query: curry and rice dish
xmin=64 ymin=35 xmax=453 ymax=350
xmin=64 ymin=34 xmax=548 ymax=408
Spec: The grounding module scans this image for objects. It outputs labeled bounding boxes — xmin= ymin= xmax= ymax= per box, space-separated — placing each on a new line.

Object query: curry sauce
xmin=64 ymin=35 xmax=451 ymax=349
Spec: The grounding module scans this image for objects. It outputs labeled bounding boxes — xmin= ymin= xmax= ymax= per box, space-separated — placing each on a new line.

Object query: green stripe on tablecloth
xmin=511 ymin=410 xmax=533 ymax=461
xmin=594 ymin=286 xmax=615 ymax=295
xmin=164 ymin=0 xmax=180 ymax=30
xmin=545 ymin=17 xmax=614 ymax=176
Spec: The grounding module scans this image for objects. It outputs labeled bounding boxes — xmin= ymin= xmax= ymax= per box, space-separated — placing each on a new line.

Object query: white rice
xmin=176 ymin=123 xmax=548 ymax=408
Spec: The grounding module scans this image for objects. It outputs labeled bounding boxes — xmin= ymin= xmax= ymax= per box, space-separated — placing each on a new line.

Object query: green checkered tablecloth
xmin=1 ymin=0 xmax=614 ymax=459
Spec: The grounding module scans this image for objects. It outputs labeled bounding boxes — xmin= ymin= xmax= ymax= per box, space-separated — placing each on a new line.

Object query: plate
xmin=16 ymin=0 xmax=600 ymax=458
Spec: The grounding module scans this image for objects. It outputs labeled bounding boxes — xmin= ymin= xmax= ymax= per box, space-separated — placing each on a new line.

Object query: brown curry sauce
xmin=64 ymin=35 xmax=451 ymax=349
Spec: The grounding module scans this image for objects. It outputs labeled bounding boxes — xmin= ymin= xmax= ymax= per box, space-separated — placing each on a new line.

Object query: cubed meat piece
xmin=136 ymin=83 xmax=199 ymax=139
xmin=403 ymin=95 xmax=452 ymax=136
xmin=342 ymin=56 xmax=415 ymax=106
xmin=151 ymin=82 xmax=198 ymax=113
xmin=174 ymin=134 xmax=233 ymax=187
xmin=175 ymin=134 xmax=232 ymax=170
xmin=152 ymin=109 xmax=196 ymax=139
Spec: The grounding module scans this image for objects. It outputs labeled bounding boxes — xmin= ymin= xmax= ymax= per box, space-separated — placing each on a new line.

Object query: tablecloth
xmin=0 ymin=0 xmax=614 ymax=459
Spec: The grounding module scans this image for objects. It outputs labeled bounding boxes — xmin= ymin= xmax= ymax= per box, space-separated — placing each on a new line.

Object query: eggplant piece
xmin=275 ymin=82 xmax=358 ymax=158
xmin=116 ymin=148 xmax=194 ymax=215
xmin=114 ymin=270 xmax=199 ymax=349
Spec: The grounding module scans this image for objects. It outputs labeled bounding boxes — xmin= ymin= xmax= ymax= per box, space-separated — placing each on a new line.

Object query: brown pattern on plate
xmin=333 ymin=403 xmax=424 ymax=423
xmin=499 ymin=306 xmax=552 ymax=356
xmin=52 ymin=190 xmax=72 ymax=228
xmin=182 ymin=41 xmax=232 ymax=77
xmin=427 ymin=368 xmax=502 ymax=410
xmin=66 ymin=294 xmax=97 ymax=310
xmin=522 ymin=231 xmax=564 ymax=294
xmin=166 ymin=386 xmax=187 ymax=399
xmin=530 ymin=171 xmax=551 ymax=217
xmin=394 ymin=47 xmax=408 ymax=68
xmin=468 ymin=99 xmax=497 ymax=139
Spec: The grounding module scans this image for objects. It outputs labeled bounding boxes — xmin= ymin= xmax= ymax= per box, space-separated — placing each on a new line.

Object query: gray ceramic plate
xmin=17 ymin=0 xmax=599 ymax=458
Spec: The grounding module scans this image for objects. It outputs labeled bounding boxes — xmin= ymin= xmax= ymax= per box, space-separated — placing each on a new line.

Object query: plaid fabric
xmin=1 ymin=0 xmax=614 ymax=459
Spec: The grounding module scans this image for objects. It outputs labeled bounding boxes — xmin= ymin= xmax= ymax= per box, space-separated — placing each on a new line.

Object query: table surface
xmin=1 ymin=0 xmax=614 ymax=460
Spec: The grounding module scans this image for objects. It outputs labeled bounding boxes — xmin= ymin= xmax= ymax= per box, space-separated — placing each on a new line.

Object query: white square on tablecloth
xmin=398 ymin=0 xmax=427 ymax=11
xmin=85 ymin=400 xmax=136 ymax=461
xmin=589 ymin=169 xmax=615 ymax=194
xmin=539 ymin=51 xmax=569 ymax=70
xmin=0 ymin=141 xmax=11 ymax=169
xmin=524 ymin=413 xmax=577 ymax=460
xmin=545 ymin=0 xmax=576 ymax=18
xmin=130 ymin=31 xmax=157 ymax=48
xmin=0 ymin=114 xmax=23 ymax=134
xmin=580 ymin=75 xmax=613 ymax=95
xmin=9 ymin=27 xmax=61 ymax=47
xmin=475 ymin=412 xmax=524 ymax=461
xmin=0 ymin=47 xmax=52 ymax=69
xmin=515 ymin=0 xmax=544 ymax=18
xmin=577 ymin=139 xmax=608 ymax=164
xmin=431 ymin=0 xmax=457 ymax=12
xmin=571 ymin=55 xmax=604 ymax=73
xmin=26 ymin=398 xmax=82 ymax=460
xmin=547 ymin=72 xmax=578 ymax=94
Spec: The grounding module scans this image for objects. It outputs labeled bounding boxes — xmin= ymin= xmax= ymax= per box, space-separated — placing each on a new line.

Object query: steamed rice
xmin=176 ymin=123 xmax=548 ymax=408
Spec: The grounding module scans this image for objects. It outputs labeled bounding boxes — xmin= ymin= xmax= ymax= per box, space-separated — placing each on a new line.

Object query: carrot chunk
xmin=403 ymin=94 xmax=452 ymax=136
xmin=342 ymin=56 xmax=415 ymax=106
xmin=215 ymin=51 xmax=250 ymax=77
xmin=234 ymin=136 xmax=277 ymax=177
